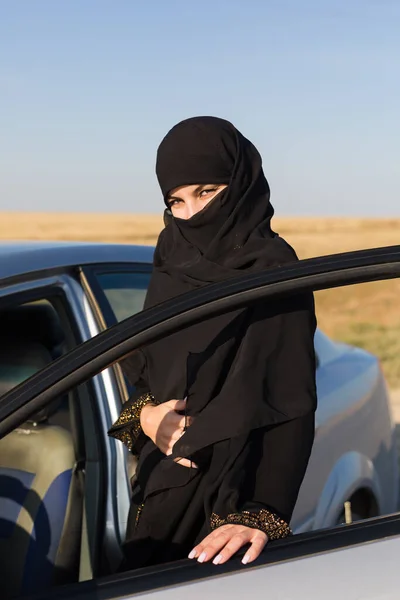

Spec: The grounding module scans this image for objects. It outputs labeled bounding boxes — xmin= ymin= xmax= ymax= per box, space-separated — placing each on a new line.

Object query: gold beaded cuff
xmin=210 ymin=509 xmax=292 ymax=540
xmin=108 ymin=392 xmax=158 ymax=452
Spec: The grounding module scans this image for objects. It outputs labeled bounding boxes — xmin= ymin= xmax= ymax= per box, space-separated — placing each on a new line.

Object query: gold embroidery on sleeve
xmin=210 ymin=509 xmax=292 ymax=540
xmin=108 ymin=392 xmax=158 ymax=451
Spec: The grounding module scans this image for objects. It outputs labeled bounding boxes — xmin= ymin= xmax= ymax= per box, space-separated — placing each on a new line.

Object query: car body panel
xmin=293 ymin=343 xmax=397 ymax=530
xmin=0 ymin=242 xmax=154 ymax=284
xmin=143 ymin=535 xmax=400 ymax=600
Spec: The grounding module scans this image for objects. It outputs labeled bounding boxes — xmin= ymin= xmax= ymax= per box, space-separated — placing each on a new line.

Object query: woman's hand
xmin=140 ymin=398 xmax=195 ymax=467
xmin=188 ymin=524 xmax=268 ymax=565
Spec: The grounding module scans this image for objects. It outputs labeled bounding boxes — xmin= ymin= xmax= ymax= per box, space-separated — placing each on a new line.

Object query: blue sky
xmin=1 ymin=0 xmax=399 ymax=215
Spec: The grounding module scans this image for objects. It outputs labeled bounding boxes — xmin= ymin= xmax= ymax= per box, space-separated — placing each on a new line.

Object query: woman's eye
xmin=199 ymin=188 xmax=217 ymax=198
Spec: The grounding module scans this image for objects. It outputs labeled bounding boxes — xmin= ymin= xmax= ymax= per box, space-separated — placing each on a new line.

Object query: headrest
xmin=0 ymin=339 xmax=59 ymax=423
xmin=0 ymin=303 xmax=65 ymax=353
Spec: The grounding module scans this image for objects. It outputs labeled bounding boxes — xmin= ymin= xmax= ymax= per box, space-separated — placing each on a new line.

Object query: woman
xmin=109 ymin=116 xmax=317 ymax=569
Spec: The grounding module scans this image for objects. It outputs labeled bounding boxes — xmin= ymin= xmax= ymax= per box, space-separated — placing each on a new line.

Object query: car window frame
xmin=81 ymin=263 xmax=152 ymax=327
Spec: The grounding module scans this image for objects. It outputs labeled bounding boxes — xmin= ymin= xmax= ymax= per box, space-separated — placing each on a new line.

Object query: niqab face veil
xmin=148 ymin=116 xmax=297 ymax=297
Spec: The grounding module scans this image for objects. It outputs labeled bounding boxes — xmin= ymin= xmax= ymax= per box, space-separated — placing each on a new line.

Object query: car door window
xmin=0 ymin=295 xmax=100 ymax=599
xmin=90 ymin=269 xmax=151 ymax=324
xmin=0 ymin=299 xmax=68 ymax=421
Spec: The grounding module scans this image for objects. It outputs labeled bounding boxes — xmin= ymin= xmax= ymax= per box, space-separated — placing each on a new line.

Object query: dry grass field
xmin=1 ymin=212 xmax=400 ymax=256
xmin=1 ymin=212 xmax=400 ymax=386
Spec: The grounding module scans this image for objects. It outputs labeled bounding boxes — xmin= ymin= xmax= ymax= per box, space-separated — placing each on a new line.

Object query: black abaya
xmin=109 ymin=117 xmax=317 ymax=569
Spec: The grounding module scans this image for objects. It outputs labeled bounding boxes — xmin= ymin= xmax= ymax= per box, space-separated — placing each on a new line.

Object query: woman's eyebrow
xmin=194 ymin=184 xmax=212 ymax=193
xmin=167 ymin=184 xmax=215 ymax=202
xmin=166 ymin=193 xmax=180 ymax=202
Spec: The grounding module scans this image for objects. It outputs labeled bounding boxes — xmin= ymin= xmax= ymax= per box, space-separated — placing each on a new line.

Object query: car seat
xmin=0 ymin=306 xmax=83 ymax=598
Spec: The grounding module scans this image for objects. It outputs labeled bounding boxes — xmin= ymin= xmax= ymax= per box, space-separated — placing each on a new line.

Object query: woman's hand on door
xmin=188 ymin=524 xmax=268 ymax=565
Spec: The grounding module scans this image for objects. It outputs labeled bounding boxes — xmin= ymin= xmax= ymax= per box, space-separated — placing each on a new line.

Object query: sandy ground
xmin=1 ymin=214 xmax=400 ymax=259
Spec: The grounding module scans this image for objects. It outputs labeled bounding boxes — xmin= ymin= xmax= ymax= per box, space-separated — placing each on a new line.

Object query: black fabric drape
xmin=115 ymin=117 xmax=317 ymax=569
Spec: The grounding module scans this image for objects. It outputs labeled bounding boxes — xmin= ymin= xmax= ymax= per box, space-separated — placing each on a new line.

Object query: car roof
xmin=0 ymin=241 xmax=154 ymax=282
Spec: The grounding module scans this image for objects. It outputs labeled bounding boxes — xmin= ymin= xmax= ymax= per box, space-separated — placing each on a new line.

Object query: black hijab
xmin=138 ymin=116 xmax=315 ymax=462
xmin=146 ymin=116 xmax=297 ymax=297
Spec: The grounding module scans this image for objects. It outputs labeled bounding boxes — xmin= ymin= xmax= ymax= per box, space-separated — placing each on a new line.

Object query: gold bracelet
xmin=210 ymin=509 xmax=292 ymax=540
xmin=108 ymin=392 xmax=158 ymax=451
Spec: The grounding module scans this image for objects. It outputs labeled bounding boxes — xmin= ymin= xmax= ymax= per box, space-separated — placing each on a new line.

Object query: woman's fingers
xmin=173 ymin=415 xmax=194 ymax=429
xmin=164 ymin=451 xmax=198 ymax=468
xmin=241 ymin=531 xmax=268 ymax=564
xmin=189 ymin=526 xmax=232 ymax=561
xmin=212 ymin=532 xmax=249 ymax=565
xmin=188 ymin=525 xmax=268 ymax=565
xmin=174 ymin=457 xmax=198 ymax=469
xmin=165 ymin=398 xmax=187 ymax=411
xmin=146 ymin=397 xmax=195 ymax=454
xmin=166 ymin=410 xmax=194 ymax=442
xmin=176 ymin=415 xmax=187 ymax=428
xmin=171 ymin=428 xmax=187 ymax=442
xmin=164 ymin=399 xmax=194 ymax=429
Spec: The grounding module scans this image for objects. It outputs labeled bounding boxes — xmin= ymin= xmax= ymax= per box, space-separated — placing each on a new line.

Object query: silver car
xmin=0 ymin=242 xmax=398 ymax=600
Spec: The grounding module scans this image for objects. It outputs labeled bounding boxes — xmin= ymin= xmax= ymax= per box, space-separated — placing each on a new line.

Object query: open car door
xmin=1 ymin=245 xmax=400 ymax=600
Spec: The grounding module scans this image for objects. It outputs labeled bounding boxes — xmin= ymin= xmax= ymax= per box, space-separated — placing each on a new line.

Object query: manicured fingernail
xmin=188 ymin=549 xmax=196 ymax=559
xmin=198 ymin=552 xmax=207 ymax=563
xmin=213 ymin=554 xmax=223 ymax=565
xmin=242 ymin=554 xmax=250 ymax=565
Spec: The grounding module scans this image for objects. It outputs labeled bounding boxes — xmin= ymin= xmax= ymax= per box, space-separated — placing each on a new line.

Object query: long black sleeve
xmin=210 ymin=293 xmax=317 ymax=532
xmin=241 ymin=292 xmax=317 ymax=523
xmin=241 ymin=414 xmax=315 ymax=524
